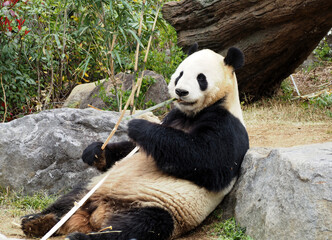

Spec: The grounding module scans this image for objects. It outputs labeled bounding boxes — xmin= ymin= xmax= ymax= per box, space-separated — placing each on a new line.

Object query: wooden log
xmin=162 ymin=0 xmax=332 ymax=100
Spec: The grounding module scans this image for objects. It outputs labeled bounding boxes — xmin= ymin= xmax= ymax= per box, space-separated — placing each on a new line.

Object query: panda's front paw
xmin=65 ymin=232 xmax=91 ymax=240
xmin=128 ymin=119 xmax=151 ymax=142
xmin=82 ymin=142 xmax=107 ymax=171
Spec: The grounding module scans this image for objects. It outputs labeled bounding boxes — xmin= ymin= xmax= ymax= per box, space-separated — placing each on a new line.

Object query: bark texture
xmin=162 ymin=0 xmax=332 ymax=99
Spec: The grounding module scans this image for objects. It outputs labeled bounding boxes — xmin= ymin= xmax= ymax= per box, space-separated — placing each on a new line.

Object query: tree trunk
xmin=162 ymin=0 xmax=332 ymax=100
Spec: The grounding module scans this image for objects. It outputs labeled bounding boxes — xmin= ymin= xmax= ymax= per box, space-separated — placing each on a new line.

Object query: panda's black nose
xmin=175 ymin=88 xmax=189 ymax=97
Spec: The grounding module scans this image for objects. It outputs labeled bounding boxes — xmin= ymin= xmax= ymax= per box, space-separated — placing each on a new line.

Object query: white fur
xmin=168 ymin=49 xmax=245 ymax=125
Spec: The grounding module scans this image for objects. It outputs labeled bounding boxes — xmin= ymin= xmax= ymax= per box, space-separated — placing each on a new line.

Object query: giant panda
xmin=21 ymin=45 xmax=249 ymax=240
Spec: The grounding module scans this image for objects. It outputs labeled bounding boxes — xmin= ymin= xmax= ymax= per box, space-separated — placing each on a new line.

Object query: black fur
xmin=82 ymin=142 xmax=104 ymax=166
xmin=105 ymin=141 xmax=136 ymax=167
xmin=174 ymin=71 xmax=183 ymax=86
xmin=41 ymin=183 xmax=88 ymax=217
xmin=66 ymin=207 xmax=174 ymax=240
xmin=82 ymin=141 xmax=135 ymax=171
xmin=224 ymin=47 xmax=244 ymax=70
xmin=197 ymin=73 xmax=208 ymax=91
xmin=128 ymin=100 xmax=249 ymax=192
xmin=187 ymin=43 xmax=198 ymax=56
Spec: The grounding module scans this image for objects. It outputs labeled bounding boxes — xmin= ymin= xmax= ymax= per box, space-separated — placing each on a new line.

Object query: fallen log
xmin=162 ymin=0 xmax=332 ymax=100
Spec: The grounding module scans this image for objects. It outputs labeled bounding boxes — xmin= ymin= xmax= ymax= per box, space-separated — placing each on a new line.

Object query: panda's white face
xmin=169 ymin=49 xmax=234 ymax=116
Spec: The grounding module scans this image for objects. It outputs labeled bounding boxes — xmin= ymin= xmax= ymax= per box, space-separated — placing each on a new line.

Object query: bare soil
xmin=0 ymin=63 xmax=331 ymax=240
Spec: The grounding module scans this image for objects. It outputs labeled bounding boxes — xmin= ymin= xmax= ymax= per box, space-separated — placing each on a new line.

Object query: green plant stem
xmin=131 ymin=0 xmax=146 ymax=114
xmin=136 ymin=4 xmax=161 ymax=98
xmin=44 ymin=63 xmax=54 ymax=110
xmin=1 ymin=74 xmax=7 ymax=123
xmin=59 ymin=6 xmax=68 ymax=93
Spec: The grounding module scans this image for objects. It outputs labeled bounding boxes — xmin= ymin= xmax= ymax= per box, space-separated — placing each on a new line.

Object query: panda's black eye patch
xmin=175 ymin=71 xmax=183 ymax=86
xmin=197 ymin=73 xmax=208 ymax=91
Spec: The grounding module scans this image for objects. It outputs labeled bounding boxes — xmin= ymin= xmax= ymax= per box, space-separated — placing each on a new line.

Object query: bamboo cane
xmin=131 ymin=0 xmax=146 ymax=114
xmin=136 ymin=5 xmax=161 ymax=98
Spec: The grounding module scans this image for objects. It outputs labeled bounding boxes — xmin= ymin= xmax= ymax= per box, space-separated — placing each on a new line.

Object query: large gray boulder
xmin=221 ymin=142 xmax=332 ymax=240
xmin=0 ymin=108 xmax=129 ymax=195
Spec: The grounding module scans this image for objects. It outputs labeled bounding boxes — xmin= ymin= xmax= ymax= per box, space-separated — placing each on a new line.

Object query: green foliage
xmin=98 ymin=75 xmax=158 ymax=112
xmin=0 ymin=0 xmax=36 ymax=121
xmin=209 ymin=217 xmax=253 ymax=240
xmin=208 ymin=208 xmax=253 ymax=240
xmin=280 ymin=78 xmax=294 ymax=101
xmin=309 ymin=92 xmax=332 ymax=109
xmin=307 ymin=92 xmax=332 ymax=117
xmin=314 ymin=40 xmax=332 ymax=61
xmin=0 ymin=0 xmax=182 ymax=121
xmin=0 ymin=187 xmax=56 ymax=212
xmin=144 ymin=24 xmax=185 ymax=82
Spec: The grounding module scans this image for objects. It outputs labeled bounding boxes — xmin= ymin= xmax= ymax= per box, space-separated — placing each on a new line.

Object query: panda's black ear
xmin=224 ymin=47 xmax=244 ymax=70
xmin=187 ymin=43 xmax=199 ymax=56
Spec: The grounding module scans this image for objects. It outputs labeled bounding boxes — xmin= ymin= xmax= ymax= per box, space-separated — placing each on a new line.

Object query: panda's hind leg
xmin=21 ymin=183 xmax=88 ymax=237
xmin=66 ymin=206 xmax=174 ymax=240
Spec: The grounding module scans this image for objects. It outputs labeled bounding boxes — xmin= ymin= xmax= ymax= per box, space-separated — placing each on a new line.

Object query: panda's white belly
xmin=87 ymin=152 xmax=235 ymax=237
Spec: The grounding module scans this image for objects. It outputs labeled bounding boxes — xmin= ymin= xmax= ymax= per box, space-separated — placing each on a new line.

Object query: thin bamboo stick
xmin=136 ymin=5 xmax=161 ymax=97
xmin=131 ymin=0 xmax=146 ymax=114
xmin=101 ymin=82 xmax=139 ymax=150
xmin=0 ymin=75 xmax=7 ymax=123
xmin=88 ymin=104 xmax=102 ymax=111
xmin=126 ymin=98 xmax=175 ymax=120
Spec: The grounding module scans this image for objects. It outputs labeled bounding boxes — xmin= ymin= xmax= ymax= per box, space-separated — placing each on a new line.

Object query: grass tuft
xmin=208 ymin=217 xmax=253 ymax=240
xmin=0 ymin=186 xmax=56 ymax=216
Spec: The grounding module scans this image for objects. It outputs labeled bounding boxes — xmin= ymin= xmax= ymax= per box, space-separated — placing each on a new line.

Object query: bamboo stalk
xmin=102 ymin=4 xmax=162 ymax=149
xmin=0 ymin=74 xmax=7 ymax=123
xmin=101 ymin=82 xmax=139 ymax=150
xmin=126 ymin=98 xmax=175 ymax=120
xmin=136 ymin=5 xmax=161 ymax=98
xmin=88 ymin=104 xmax=102 ymax=111
xmin=134 ymin=0 xmax=145 ymax=73
xmin=108 ymin=34 xmax=120 ymax=111
xmin=131 ymin=0 xmax=146 ymax=114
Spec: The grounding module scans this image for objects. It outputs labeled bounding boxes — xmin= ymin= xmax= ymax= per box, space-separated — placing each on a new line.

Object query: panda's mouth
xmin=177 ymin=99 xmax=197 ymax=106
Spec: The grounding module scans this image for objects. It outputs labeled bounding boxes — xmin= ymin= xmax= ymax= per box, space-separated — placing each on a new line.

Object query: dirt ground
xmin=1 ymin=63 xmax=331 ymax=240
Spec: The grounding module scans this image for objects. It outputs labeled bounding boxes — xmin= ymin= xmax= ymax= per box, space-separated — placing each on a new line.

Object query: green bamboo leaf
xmin=121 ymin=0 xmax=133 ymax=12
xmin=54 ymin=34 xmax=62 ymax=49
xmin=127 ymin=29 xmax=144 ymax=48
xmin=78 ymin=26 xmax=89 ymax=36
xmin=112 ymin=49 xmax=122 ymax=68
xmin=109 ymin=0 xmax=113 ymax=14
xmin=81 ymin=56 xmax=91 ymax=78
xmin=118 ymin=26 xmax=127 ymax=43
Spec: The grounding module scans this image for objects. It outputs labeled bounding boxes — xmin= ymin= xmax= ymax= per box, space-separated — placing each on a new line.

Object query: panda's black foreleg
xmin=65 ymin=207 xmax=174 ymax=240
xmin=82 ymin=141 xmax=136 ymax=172
xmin=21 ymin=183 xmax=88 ymax=237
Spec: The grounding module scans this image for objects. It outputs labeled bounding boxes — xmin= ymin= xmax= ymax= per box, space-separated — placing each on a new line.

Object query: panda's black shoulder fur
xmin=127 ymin=100 xmax=249 ymax=192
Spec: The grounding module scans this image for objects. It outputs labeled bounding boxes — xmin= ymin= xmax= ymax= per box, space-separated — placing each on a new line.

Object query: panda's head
xmin=168 ymin=46 xmax=244 ymax=116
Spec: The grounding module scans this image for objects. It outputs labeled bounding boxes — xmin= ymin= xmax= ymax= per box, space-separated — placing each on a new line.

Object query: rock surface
xmin=63 ymin=70 xmax=170 ymax=110
xmin=0 ymin=108 xmax=129 ymax=195
xmin=220 ymin=142 xmax=332 ymax=240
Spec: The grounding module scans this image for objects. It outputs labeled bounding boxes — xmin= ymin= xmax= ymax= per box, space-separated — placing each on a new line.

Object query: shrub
xmin=0 ymin=0 xmax=182 ymax=122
